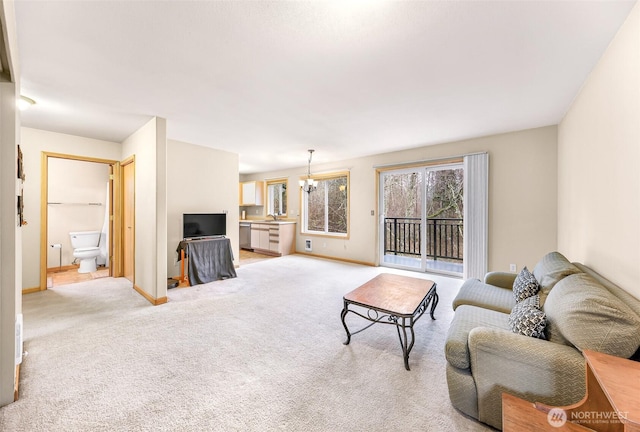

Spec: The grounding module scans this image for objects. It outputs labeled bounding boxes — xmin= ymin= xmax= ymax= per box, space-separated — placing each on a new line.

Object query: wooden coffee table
xmin=340 ymin=273 xmax=438 ymax=370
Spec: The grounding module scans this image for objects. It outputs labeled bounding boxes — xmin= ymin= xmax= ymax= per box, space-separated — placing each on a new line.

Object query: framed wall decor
xmin=17 ymin=144 xmax=24 ymax=180
xmin=17 ymin=145 xmax=25 ymax=226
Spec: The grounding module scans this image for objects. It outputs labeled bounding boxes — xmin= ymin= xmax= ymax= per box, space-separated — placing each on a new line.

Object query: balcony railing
xmin=384 ymin=217 xmax=463 ymax=262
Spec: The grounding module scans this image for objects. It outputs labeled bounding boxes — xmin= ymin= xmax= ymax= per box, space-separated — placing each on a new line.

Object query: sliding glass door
xmin=379 ymin=164 xmax=464 ymax=276
xmin=380 ymin=168 xmax=425 ymax=270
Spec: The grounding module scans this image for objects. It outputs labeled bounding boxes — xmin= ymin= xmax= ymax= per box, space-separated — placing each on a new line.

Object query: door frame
xmin=39 ymin=152 xmax=122 ymax=290
xmin=121 ymin=156 xmax=135 ymax=284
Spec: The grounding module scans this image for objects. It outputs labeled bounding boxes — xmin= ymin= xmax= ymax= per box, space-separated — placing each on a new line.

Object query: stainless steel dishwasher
xmin=239 ymin=222 xmax=251 ymax=250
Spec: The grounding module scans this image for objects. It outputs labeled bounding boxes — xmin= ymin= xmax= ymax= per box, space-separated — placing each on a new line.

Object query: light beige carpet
xmin=1 ymin=255 xmax=491 ymax=431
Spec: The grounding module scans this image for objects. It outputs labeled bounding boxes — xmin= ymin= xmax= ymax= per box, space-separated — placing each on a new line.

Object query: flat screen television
xmin=183 ymin=213 xmax=226 ymax=239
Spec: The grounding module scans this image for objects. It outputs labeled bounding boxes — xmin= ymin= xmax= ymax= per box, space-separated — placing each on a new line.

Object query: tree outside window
xmin=303 ymin=173 xmax=348 ymax=235
xmin=267 ymin=180 xmax=287 ymax=216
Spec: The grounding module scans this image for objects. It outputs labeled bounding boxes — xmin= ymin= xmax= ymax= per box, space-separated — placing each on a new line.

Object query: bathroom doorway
xmin=39 ymin=153 xmax=122 ymax=290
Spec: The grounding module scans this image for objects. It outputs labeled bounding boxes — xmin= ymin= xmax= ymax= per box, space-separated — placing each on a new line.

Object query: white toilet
xmin=69 ymin=231 xmax=102 ymax=273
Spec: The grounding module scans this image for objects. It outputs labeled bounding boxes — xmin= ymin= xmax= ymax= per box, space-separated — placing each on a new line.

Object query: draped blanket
xmin=177 ymin=238 xmax=237 ymax=285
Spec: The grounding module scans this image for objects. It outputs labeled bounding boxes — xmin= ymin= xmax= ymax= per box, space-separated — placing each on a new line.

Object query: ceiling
xmin=14 ymin=0 xmax=637 ymax=174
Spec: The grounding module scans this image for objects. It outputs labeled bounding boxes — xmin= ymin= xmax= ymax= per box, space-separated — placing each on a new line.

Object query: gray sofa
xmin=446 ymin=251 xmax=640 ymax=430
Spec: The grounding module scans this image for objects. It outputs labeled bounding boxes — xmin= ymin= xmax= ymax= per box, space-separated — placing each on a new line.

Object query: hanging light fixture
xmin=299 ymin=149 xmax=316 ymax=194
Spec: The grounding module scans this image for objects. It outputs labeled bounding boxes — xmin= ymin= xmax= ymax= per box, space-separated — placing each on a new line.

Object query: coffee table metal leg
xmin=430 ymin=289 xmax=439 ymax=320
xmin=394 ymin=317 xmax=415 ymax=371
xmin=406 ymin=320 xmax=416 ymax=366
xmin=341 ymin=300 xmax=351 ymax=345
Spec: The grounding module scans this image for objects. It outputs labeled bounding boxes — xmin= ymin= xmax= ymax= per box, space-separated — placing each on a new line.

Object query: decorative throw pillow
xmin=518 ymin=293 xmax=540 ymax=309
xmin=509 ymin=295 xmax=546 ymax=339
xmin=513 ymin=266 xmax=540 ymax=302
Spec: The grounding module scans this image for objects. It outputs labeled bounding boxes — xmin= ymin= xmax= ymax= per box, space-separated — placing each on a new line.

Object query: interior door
xmin=108 ymin=164 xmax=114 ymax=276
xmin=123 ymin=159 xmax=135 ymax=283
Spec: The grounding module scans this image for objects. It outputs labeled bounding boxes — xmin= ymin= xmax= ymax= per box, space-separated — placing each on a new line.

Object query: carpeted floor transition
xmin=1 ymin=255 xmax=491 ymax=431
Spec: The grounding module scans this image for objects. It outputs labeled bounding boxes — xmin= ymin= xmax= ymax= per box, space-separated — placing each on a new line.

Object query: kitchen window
xmin=301 ymin=172 xmax=349 ymax=236
xmin=267 ymin=179 xmax=287 ymax=217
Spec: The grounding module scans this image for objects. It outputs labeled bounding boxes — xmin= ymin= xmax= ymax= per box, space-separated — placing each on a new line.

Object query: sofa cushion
xmin=452 ymin=278 xmax=516 ymax=314
xmin=544 ymin=273 xmax=640 ymax=358
xmin=532 ymin=252 xmax=581 ymax=305
xmin=484 ymin=271 xmax=518 ymax=289
xmin=445 ymin=305 xmax=510 ymax=370
xmin=513 ymin=266 xmax=540 ymax=302
xmin=574 ymin=262 xmax=640 ymax=319
xmin=509 ymin=295 xmax=546 ymax=339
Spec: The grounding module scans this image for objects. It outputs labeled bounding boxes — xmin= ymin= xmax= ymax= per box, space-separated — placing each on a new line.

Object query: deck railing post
xmin=394 ymin=218 xmax=399 ymax=256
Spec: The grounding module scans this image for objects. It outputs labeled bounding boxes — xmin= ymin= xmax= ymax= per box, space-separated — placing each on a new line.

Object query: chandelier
xmin=299 ymin=149 xmax=316 ymax=194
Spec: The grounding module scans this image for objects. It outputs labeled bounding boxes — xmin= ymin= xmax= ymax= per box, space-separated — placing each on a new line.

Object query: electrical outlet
xmin=371 ymin=210 xmax=375 ymax=216
xmin=509 ymin=264 xmax=517 ymax=272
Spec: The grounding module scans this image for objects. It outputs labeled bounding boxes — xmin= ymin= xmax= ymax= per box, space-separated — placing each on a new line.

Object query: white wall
xmin=0 ymin=82 xmax=19 ymax=407
xmin=558 ymin=2 xmax=640 ymax=299
xmin=243 ymin=126 xmax=558 ymax=272
xmin=0 ymin=0 xmax=21 ymax=407
xmin=122 ymin=117 xmax=168 ymax=301
xmin=46 ymin=159 xmax=109 ymax=268
xmin=20 ymin=127 xmax=121 ymax=289
xmin=166 ymin=140 xmax=239 ymax=277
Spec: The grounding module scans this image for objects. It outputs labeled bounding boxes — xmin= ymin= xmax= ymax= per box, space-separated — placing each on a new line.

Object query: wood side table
xmin=503 ymin=349 xmax=640 ymax=431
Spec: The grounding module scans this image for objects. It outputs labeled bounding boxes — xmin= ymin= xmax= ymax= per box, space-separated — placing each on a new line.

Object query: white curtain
xmin=463 ymin=153 xmax=488 ymax=280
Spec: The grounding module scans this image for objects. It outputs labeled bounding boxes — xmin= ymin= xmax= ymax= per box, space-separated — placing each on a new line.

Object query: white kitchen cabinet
xmin=250 ymin=223 xmax=270 ymax=250
xmin=249 ymin=222 xmax=296 ymax=256
xmin=240 ymin=181 xmax=264 ymax=206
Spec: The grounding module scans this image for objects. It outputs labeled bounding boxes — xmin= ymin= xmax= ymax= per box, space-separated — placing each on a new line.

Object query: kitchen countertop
xmin=239 ymin=220 xmax=296 ymax=225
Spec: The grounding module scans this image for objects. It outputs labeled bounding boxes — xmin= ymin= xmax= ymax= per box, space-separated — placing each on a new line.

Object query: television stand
xmin=176 ymin=237 xmax=236 ymax=286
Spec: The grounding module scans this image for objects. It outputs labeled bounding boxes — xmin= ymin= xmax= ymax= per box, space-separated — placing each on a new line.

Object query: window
xmin=267 ymin=179 xmax=287 ymax=217
xmin=302 ymin=172 xmax=349 ymax=236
